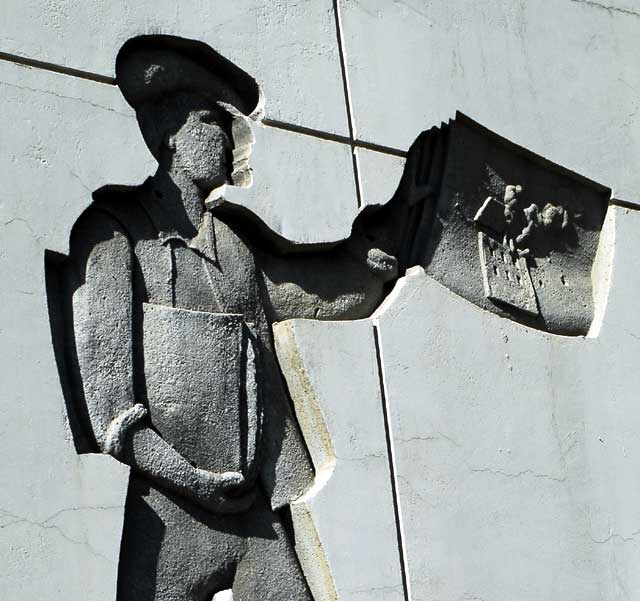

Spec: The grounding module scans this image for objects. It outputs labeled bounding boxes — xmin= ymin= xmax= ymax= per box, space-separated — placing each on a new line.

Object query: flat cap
xmin=116 ymin=34 xmax=263 ymax=119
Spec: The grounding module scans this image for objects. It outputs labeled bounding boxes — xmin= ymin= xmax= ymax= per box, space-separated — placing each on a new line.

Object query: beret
xmin=115 ymin=34 xmax=264 ymax=119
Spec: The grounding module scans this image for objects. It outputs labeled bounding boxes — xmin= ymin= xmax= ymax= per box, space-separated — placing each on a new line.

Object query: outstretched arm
xmin=214 ymin=130 xmax=439 ymax=321
xmin=66 ymin=208 xmax=251 ymax=513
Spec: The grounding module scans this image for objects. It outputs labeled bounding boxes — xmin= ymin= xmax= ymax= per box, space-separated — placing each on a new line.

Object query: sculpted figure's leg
xmin=116 ymin=477 xmax=167 ymax=601
xmin=117 ymin=476 xmax=241 ymax=601
xmin=232 ymin=495 xmax=312 ymax=601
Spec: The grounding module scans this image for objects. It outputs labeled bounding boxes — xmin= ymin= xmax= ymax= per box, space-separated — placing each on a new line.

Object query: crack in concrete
xmin=0 ymin=48 xmax=409 ymax=161
xmin=590 ymin=526 xmax=640 ymax=545
xmin=570 ymin=0 xmax=640 ymax=18
xmin=336 ymin=451 xmax=387 ymax=463
xmin=394 ymin=0 xmax=435 ymax=23
xmin=0 ymin=505 xmax=121 ymax=563
xmin=396 ymin=432 xmax=462 ymax=448
xmin=67 ymin=168 xmax=94 ymax=194
xmin=0 ymin=79 xmax=132 ymax=118
xmin=2 ymin=216 xmax=37 ymax=238
xmin=347 ymin=583 xmax=403 ymax=595
xmin=348 ymin=0 xmax=380 ymax=20
xmin=469 ymin=466 xmax=567 ymax=483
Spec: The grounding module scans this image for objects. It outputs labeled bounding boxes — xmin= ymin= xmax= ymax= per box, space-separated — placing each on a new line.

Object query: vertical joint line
xmin=373 ymin=323 xmax=412 ymax=601
xmin=333 ymin=0 xmax=363 ymax=208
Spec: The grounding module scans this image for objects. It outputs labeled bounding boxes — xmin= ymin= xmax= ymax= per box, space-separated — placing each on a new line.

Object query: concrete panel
xmin=0 ymin=59 xmax=149 ymax=600
xmin=373 ymin=205 xmax=640 ymax=600
xmin=1 ymin=456 xmax=129 ymax=601
xmin=356 ymin=148 xmax=405 ymax=208
xmin=342 ymin=0 xmax=640 ymax=203
xmin=0 ymin=61 xmax=155 ymax=254
xmin=226 ymin=124 xmax=358 ymax=244
xmin=0 ymin=0 xmax=350 ymax=136
xmin=274 ymin=319 xmax=404 ymax=601
xmin=0 ymin=58 xmax=358 ymax=249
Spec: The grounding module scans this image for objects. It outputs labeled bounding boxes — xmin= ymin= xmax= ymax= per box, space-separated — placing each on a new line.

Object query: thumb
xmin=216 ymin=471 xmax=245 ymax=487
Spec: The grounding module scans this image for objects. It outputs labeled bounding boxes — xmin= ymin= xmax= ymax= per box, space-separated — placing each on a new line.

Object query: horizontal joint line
xmin=0 ymin=50 xmax=115 ymax=85
xmin=610 ymin=198 xmax=640 ymax=211
xmin=356 ymin=139 xmax=408 ymax=159
xmin=0 ymin=51 xmax=408 ymax=159
xmin=262 ymin=118 xmax=407 ymax=158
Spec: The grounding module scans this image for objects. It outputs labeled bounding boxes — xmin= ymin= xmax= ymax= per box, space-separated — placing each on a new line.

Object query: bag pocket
xmin=142 ymin=303 xmax=261 ymax=476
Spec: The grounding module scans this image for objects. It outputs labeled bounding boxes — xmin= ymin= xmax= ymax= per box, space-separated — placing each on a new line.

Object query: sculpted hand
xmin=193 ymin=469 xmax=256 ymax=515
xmin=344 ymin=233 xmax=398 ymax=283
xmin=366 ymin=247 xmax=398 ymax=282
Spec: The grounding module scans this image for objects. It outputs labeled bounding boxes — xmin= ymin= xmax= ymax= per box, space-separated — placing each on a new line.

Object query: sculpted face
xmin=222 ymin=103 xmax=256 ymax=189
xmin=162 ymin=94 xmax=256 ymax=193
xmin=170 ymin=104 xmax=234 ymax=192
xmin=117 ymin=40 xmax=263 ymax=195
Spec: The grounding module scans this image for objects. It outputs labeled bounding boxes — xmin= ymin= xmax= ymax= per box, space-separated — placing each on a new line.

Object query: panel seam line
xmin=262 ymin=119 xmax=408 ymax=157
xmin=373 ymin=323 xmax=412 ymax=601
xmin=0 ymin=49 xmax=408 ymax=159
xmin=333 ymin=0 xmax=363 ymax=207
xmin=0 ymin=50 xmax=115 ymax=84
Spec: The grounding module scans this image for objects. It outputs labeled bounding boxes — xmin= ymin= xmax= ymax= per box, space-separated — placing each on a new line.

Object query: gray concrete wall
xmin=1 ymin=2 xmax=639 ymax=600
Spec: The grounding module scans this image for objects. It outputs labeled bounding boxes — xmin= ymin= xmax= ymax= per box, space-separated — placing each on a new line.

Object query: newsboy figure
xmin=53 ymin=35 xmax=430 ymax=601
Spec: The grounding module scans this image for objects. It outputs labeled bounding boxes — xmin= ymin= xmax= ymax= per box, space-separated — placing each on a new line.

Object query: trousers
xmin=116 ymin=475 xmax=312 ymax=601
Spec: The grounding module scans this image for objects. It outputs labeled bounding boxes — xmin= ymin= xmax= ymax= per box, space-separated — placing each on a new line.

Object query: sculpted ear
xmin=165 ymin=133 xmax=176 ymax=153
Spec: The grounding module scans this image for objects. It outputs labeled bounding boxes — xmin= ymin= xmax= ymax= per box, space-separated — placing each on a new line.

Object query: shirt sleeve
xmin=66 ymin=207 xmax=147 ymax=457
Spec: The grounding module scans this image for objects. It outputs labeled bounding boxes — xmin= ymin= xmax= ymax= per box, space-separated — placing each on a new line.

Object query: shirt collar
xmin=140 ymin=181 xmax=218 ymax=264
xmin=188 ymin=211 xmax=218 ymax=264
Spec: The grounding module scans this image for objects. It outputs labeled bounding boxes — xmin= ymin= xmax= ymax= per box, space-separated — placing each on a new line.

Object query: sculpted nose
xmin=216 ymin=100 xmax=256 ymax=150
xmin=232 ymin=114 xmax=255 ymax=149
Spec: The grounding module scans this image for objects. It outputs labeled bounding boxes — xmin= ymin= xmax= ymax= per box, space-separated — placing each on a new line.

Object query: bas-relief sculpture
xmin=46 ymin=34 xmax=413 ymax=601
xmin=411 ymin=115 xmax=609 ymax=335
xmin=45 ymin=34 xmax=611 ymax=601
